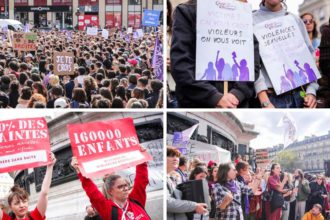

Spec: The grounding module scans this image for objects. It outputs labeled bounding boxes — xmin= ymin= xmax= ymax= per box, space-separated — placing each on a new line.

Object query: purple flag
xmin=152 ymin=37 xmax=163 ymax=81
xmin=125 ymin=34 xmax=130 ymax=43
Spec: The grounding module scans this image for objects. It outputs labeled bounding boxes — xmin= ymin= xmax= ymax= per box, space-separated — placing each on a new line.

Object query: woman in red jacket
xmin=0 ymin=152 xmax=56 ymax=220
xmin=71 ymin=151 xmax=151 ymax=220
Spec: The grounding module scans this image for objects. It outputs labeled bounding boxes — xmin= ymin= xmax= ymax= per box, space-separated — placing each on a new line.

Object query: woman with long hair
xmin=265 ymin=163 xmax=288 ymax=220
xmin=254 ymin=0 xmax=318 ymax=108
xmin=70 ymin=148 xmax=151 ymax=220
xmin=0 ymin=153 xmax=56 ymax=220
xmin=213 ymin=163 xmax=261 ymax=220
xmin=300 ymin=12 xmax=320 ymax=50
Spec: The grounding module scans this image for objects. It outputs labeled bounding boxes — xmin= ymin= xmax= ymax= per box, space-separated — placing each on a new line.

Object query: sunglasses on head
xmin=303 ymin=19 xmax=314 ymax=25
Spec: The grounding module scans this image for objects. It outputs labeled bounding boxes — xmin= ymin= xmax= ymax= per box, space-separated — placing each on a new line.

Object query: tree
xmin=273 ymin=150 xmax=303 ymax=172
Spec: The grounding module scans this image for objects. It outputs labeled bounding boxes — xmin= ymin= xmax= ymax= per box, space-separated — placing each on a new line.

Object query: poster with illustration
xmin=196 ymin=0 xmax=254 ymax=81
xmin=254 ymin=15 xmax=321 ymax=95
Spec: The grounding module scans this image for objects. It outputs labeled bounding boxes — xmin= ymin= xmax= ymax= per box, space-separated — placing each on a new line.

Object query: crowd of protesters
xmin=167 ymin=147 xmax=330 ymax=220
xmin=0 ymin=26 xmax=163 ymax=109
xmin=168 ymin=0 xmax=330 ymax=108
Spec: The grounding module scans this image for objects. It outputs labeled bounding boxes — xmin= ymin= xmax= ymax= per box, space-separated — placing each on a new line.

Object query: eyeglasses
xmin=116 ymin=183 xmax=131 ymax=190
xmin=303 ymin=19 xmax=314 ymax=25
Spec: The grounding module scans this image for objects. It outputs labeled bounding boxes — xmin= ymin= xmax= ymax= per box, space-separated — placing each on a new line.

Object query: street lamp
xmin=75 ymin=8 xmax=80 ymax=30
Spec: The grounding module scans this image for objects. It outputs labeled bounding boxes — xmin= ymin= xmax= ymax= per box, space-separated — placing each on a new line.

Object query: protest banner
xmin=12 ymin=32 xmax=37 ymax=51
xmin=67 ymin=118 xmax=153 ymax=178
xmin=142 ymin=10 xmax=161 ymax=27
xmin=0 ymin=118 xmax=51 ymax=173
xmin=254 ymin=15 xmax=321 ymax=95
xmin=102 ymin=29 xmax=109 ymax=39
xmin=86 ymin=27 xmax=98 ymax=36
xmin=196 ymin=0 xmax=254 ymax=82
xmin=167 ymin=135 xmax=231 ymax=165
xmin=53 ymin=51 xmax=74 ymax=75
xmin=127 ymin=27 xmax=133 ymax=34
xmin=172 ymin=124 xmax=199 ymax=155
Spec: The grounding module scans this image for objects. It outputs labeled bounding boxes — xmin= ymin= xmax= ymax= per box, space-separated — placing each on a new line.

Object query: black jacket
xmin=170 ymin=3 xmax=260 ymax=108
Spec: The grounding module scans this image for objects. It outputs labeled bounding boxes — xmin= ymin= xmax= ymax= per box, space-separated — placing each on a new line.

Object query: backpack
xmin=110 ymin=198 xmax=150 ymax=220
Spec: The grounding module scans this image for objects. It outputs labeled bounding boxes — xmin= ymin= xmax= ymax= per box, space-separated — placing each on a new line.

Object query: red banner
xmin=0 ymin=118 xmax=51 ymax=173
xmin=67 ymin=118 xmax=152 ymax=178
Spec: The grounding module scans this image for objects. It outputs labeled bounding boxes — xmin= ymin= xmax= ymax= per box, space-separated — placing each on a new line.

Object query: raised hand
xmin=71 ymin=156 xmax=80 ymax=174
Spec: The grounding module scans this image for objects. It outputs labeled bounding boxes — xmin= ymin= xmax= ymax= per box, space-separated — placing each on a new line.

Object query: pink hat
xmin=128 ymin=59 xmax=138 ymax=66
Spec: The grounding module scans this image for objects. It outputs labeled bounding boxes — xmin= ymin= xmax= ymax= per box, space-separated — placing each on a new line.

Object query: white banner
xmin=254 ymin=15 xmax=321 ymax=95
xmin=196 ymin=0 xmax=254 ymax=81
xmin=102 ymin=29 xmax=109 ymax=39
xmin=136 ymin=29 xmax=144 ymax=38
xmin=127 ymin=27 xmax=133 ymax=34
xmin=0 ymin=150 xmax=47 ymax=168
xmin=86 ymin=27 xmax=98 ymax=36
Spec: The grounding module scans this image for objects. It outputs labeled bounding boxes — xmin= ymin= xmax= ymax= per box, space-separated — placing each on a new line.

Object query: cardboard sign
xmin=0 ymin=118 xmax=51 ymax=173
xmin=102 ymin=29 xmax=109 ymax=39
xmin=53 ymin=52 xmax=74 ymax=75
xmin=67 ymin=118 xmax=152 ymax=178
xmin=254 ymin=15 xmax=321 ymax=95
xmin=142 ymin=10 xmax=161 ymax=27
xmin=86 ymin=27 xmax=98 ymax=36
xmin=196 ymin=0 xmax=254 ymax=81
xmin=13 ymin=32 xmax=37 ymax=51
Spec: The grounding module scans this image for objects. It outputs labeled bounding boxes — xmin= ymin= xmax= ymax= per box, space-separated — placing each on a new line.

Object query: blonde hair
xmin=49 ymin=75 xmax=60 ymax=87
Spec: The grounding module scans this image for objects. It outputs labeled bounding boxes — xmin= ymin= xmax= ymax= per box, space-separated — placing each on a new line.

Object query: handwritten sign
xmin=196 ymin=0 xmax=254 ymax=81
xmin=53 ymin=52 xmax=74 ymax=75
xmin=13 ymin=32 xmax=37 ymax=51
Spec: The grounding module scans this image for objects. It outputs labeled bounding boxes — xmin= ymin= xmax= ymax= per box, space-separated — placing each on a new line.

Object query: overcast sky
xmin=233 ymin=110 xmax=330 ymax=150
xmin=251 ymin=0 xmax=304 ymax=15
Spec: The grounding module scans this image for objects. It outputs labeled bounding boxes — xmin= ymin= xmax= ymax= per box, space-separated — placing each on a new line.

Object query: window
xmin=128 ymin=0 xmax=141 ymax=28
xmin=105 ymin=0 xmax=122 ymax=28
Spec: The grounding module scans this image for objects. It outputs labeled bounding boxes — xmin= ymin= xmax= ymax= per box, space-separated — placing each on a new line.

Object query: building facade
xmin=286 ymin=131 xmax=330 ymax=173
xmin=12 ymin=112 xmax=163 ymax=220
xmin=299 ymin=0 xmax=330 ymax=28
xmin=0 ymin=0 xmax=163 ymax=29
xmin=167 ymin=112 xmax=259 ymax=163
xmin=0 ymin=173 xmax=13 ymax=205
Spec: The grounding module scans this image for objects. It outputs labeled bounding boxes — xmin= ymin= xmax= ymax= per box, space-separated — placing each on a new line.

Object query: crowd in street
xmin=0 ymin=27 xmax=163 ymax=109
xmin=167 ymin=147 xmax=330 ymax=220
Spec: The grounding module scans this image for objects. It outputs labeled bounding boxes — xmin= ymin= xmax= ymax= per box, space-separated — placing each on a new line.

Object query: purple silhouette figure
xmin=200 ymin=62 xmax=216 ymax=80
xmin=283 ymin=64 xmax=296 ymax=88
xmin=294 ymin=60 xmax=314 ymax=84
xmin=232 ymin=52 xmax=249 ymax=81
xmin=280 ymin=75 xmax=292 ymax=93
xmin=215 ymin=50 xmax=225 ymax=80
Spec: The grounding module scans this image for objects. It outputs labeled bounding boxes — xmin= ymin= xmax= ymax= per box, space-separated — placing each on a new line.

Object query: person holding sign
xmin=70 ymin=148 xmax=151 ymax=220
xmin=0 ymin=152 xmax=56 ymax=220
xmin=253 ymin=0 xmax=319 ymax=108
xmin=170 ymin=0 xmax=260 ymax=108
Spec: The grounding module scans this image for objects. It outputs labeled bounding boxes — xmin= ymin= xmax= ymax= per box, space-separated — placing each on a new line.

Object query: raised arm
xmin=71 ymin=157 xmax=108 ymax=219
xmin=37 ymin=152 xmax=56 ymax=217
xmin=232 ymin=52 xmax=239 ymax=67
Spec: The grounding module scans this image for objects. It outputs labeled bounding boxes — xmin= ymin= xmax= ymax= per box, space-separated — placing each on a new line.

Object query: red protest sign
xmin=0 ymin=118 xmax=51 ymax=173
xmin=67 ymin=118 xmax=152 ymax=178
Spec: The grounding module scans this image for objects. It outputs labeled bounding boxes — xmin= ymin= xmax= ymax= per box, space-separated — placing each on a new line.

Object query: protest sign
xmin=12 ymin=32 xmax=37 ymax=51
xmin=136 ymin=29 xmax=144 ymax=38
xmin=86 ymin=27 xmax=98 ymax=36
xmin=196 ymin=0 xmax=254 ymax=81
xmin=53 ymin=52 xmax=74 ymax=75
xmin=254 ymin=15 xmax=321 ymax=95
xmin=172 ymin=124 xmax=198 ymax=155
xmin=102 ymin=29 xmax=109 ymax=39
xmin=127 ymin=27 xmax=133 ymax=34
xmin=142 ymin=10 xmax=161 ymax=27
xmin=0 ymin=118 xmax=51 ymax=173
xmin=67 ymin=118 xmax=152 ymax=178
